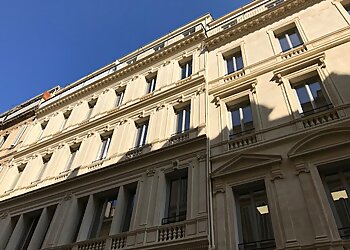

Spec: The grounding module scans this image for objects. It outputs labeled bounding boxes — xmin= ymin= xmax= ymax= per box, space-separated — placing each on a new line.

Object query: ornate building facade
xmin=1 ymin=0 xmax=350 ymax=249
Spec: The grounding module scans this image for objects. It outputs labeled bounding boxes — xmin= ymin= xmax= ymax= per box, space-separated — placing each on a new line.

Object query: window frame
xmin=86 ymin=99 xmax=97 ymax=119
xmin=174 ymin=104 xmax=191 ymax=134
xmin=146 ymin=74 xmax=157 ymax=94
xmin=276 ymin=27 xmax=304 ymax=52
xmin=224 ymin=50 xmax=244 ymax=75
xmin=96 ymin=133 xmax=113 ymax=161
xmin=179 ymin=59 xmax=193 ymax=80
xmin=64 ymin=144 xmax=81 ymax=171
xmin=115 ymin=89 xmax=125 ymax=107
xmin=134 ymin=120 xmax=149 ymax=148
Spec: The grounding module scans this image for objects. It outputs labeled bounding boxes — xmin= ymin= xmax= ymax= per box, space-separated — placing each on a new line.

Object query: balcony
xmin=43 ymin=217 xmax=207 ymax=250
xmin=228 ymin=129 xmax=259 ymax=150
xmin=280 ymin=44 xmax=307 ymax=60
xmin=125 ymin=144 xmax=151 ymax=159
xmin=298 ymin=105 xmax=339 ymax=129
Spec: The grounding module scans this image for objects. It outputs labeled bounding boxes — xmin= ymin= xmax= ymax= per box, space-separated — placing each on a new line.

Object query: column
xmin=152 ymin=171 xmax=166 ymax=225
xmin=0 ymin=214 xmax=13 ymax=249
xmin=76 ymin=195 xmax=96 ymax=241
xmin=27 ymin=207 xmax=54 ymax=250
xmin=57 ymin=195 xmax=83 ymax=245
xmin=110 ymin=186 xmax=127 ymax=235
xmin=5 ymin=214 xmax=25 ymax=250
xmin=213 ymin=187 xmax=228 ymax=250
xmin=41 ymin=195 xmax=73 ymax=248
xmin=198 ymin=154 xmax=207 ymax=215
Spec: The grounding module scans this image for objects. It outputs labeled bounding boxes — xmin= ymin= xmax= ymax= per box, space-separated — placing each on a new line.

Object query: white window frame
xmin=180 ymin=59 xmax=192 ymax=80
xmin=227 ymin=101 xmax=254 ymax=136
xmin=135 ymin=121 xmax=149 ymax=147
xmin=115 ymin=90 xmax=124 ymax=107
xmin=146 ymin=75 xmax=157 ymax=94
xmin=96 ymin=134 xmax=112 ymax=161
xmin=224 ymin=51 xmax=244 ymax=75
xmin=175 ymin=105 xmax=191 ymax=133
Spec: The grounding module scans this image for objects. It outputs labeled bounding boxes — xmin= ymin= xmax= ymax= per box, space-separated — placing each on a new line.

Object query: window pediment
xmin=212 ymin=153 xmax=282 ymax=178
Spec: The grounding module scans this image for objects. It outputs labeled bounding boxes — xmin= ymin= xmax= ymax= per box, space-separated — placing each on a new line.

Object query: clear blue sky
xmin=0 ymin=0 xmax=250 ymax=114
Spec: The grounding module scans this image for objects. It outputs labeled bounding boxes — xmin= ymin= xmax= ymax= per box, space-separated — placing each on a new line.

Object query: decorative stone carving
xmin=275 ymin=73 xmax=284 ymax=85
xmin=214 ymin=96 xmax=220 ymax=107
xmin=63 ymin=192 xmax=73 ymax=201
xmin=213 ymin=184 xmax=226 ymax=195
xmin=146 ymin=168 xmax=156 ymax=177
xmin=196 ymin=153 xmax=206 ymax=162
xmin=0 ymin=211 xmax=9 ymax=219
xmin=270 ymin=168 xmax=284 ymax=182
xmin=318 ymin=57 xmax=326 ymax=68
xmin=295 ymin=163 xmax=310 ymax=175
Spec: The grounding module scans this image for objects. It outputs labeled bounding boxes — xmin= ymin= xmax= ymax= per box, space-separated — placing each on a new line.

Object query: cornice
xmin=204 ymin=0 xmax=322 ymax=49
xmin=37 ymin=31 xmax=206 ymax=116
xmin=14 ymin=75 xmax=206 ymax=160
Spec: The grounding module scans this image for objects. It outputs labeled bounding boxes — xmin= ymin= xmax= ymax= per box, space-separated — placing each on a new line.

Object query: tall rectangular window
xmin=122 ymin=185 xmax=137 ymax=232
xmin=8 ymin=164 xmax=26 ymax=191
xmin=180 ymin=60 xmax=192 ymax=80
xmin=60 ymin=110 xmax=72 ymax=131
xmin=163 ymin=169 xmax=188 ymax=224
xmin=96 ymin=133 xmax=112 ymax=161
xmin=146 ymin=75 xmax=157 ymax=94
xmin=115 ymin=90 xmax=124 ymax=107
xmin=135 ymin=121 xmax=149 ymax=147
xmin=225 ymin=51 xmax=244 ymax=75
xmin=38 ymin=121 xmax=48 ymax=139
xmin=228 ymin=101 xmax=254 ymax=137
xmin=234 ymin=182 xmax=275 ymax=250
xmin=11 ymin=125 xmax=27 ymax=147
xmin=276 ymin=27 xmax=303 ymax=52
xmin=320 ymin=166 xmax=350 ymax=239
xmin=293 ymin=77 xmax=330 ymax=115
xmin=0 ymin=134 xmax=9 ymax=148
xmin=86 ymin=99 xmax=97 ymax=119
xmin=175 ymin=105 xmax=191 ymax=133
xmin=64 ymin=144 xmax=80 ymax=171
xmin=36 ymin=154 xmax=52 ymax=181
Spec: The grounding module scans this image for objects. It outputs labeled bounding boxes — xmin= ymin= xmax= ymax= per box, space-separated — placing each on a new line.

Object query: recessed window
xmin=175 ymin=105 xmax=191 ymax=133
xmin=154 ymin=42 xmax=165 ymax=51
xmin=36 ymin=154 xmax=52 ymax=181
xmin=163 ymin=169 xmax=188 ymax=224
xmin=135 ymin=120 xmax=149 ymax=147
xmin=96 ymin=133 xmax=112 ymax=161
xmin=0 ymin=134 xmax=9 ymax=148
xmin=234 ymin=182 xmax=275 ymax=250
xmin=183 ymin=27 xmax=195 ymax=37
xmin=224 ymin=50 xmax=244 ymax=75
xmin=146 ymin=75 xmax=157 ymax=94
xmin=222 ymin=19 xmax=237 ymax=30
xmin=320 ymin=165 xmax=350 ymax=239
xmin=122 ymin=185 xmax=137 ymax=232
xmin=64 ymin=144 xmax=80 ymax=171
xmin=8 ymin=164 xmax=26 ymax=191
xmin=276 ymin=27 xmax=303 ymax=52
xmin=11 ymin=125 xmax=27 ymax=147
xmin=180 ymin=59 xmax=192 ymax=80
xmin=127 ymin=57 xmax=136 ymax=65
xmin=228 ymin=101 xmax=254 ymax=138
xmin=292 ymin=77 xmax=330 ymax=115
xmin=266 ymin=0 xmax=284 ymax=9
xmin=38 ymin=121 xmax=48 ymax=139
xmin=87 ymin=99 xmax=97 ymax=119
xmin=115 ymin=90 xmax=124 ymax=107
xmin=60 ymin=110 xmax=72 ymax=131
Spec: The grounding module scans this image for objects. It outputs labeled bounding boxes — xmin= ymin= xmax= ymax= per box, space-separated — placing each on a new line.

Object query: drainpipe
xmin=204 ymin=40 xmax=216 ymax=250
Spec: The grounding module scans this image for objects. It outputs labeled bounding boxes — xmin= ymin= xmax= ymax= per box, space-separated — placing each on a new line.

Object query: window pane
xmin=226 ymin=58 xmax=234 ymax=74
xmin=278 ymin=36 xmax=290 ymax=52
xmin=231 ymin=109 xmax=242 ymax=134
xmin=169 ymin=179 xmax=179 ymax=218
xmin=254 ymin=190 xmax=274 ymax=241
xmin=239 ymin=194 xmax=255 ymax=243
xmin=177 ymin=110 xmax=184 ymax=133
xmin=179 ymin=177 xmax=187 ymax=217
xmin=235 ymin=54 xmax=244 ymax=71
xmin=181 ymin=64 xmax=187 ymax=79
xmin=308 ymin=81 xmax=328 ymax=109
xmin=288 ymin=31 xmax=302 ymax=48
xmin=295 ymin=85 xmax=313 ymax=113
xmin=185 ymin=109 xmax=190 ymax=131
xmin=187 ymin=61 xmax=192 ymax=77
xmin=242 ymin=105 xmax=254 ymax=131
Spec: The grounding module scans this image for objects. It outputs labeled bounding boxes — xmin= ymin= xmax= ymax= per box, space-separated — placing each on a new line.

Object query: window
xmin=345 ymin=4 xmax=350 ymax=15
xmin=127 ymin=57 xmax=136 ymax=65
xmin=86 ymin=99 xmax=97 ymax=119
xmin=163 ymin=169 xmax=188 ymax=224
xmin=183 ymin=27 xmax=195 ymax=37
xmin=292 ymin=77 xmax=330 ymax=115
xmin=234 ymin=182 xmax=275 ymax=250
xmin=96 ymin=133 xmax=112 ymax=161
xmin=222 ymin=19 xmax=238 ymax=30
xmin=146 ymin=75 xmax=157 ymax=94
xmin=175 ymin=105 xmax=191 ymax=133
xmin=122 ymin=186 xmax=137 ymax=232
xmin=115 ymin=90 xmax=124 ymax=107
xmin=224 ymin=51 xmax=244 ymax=75
xmin=154 ymin=42 xmax=165 ymax=51
xmin=36 ymin=154 xmax=52 ymax=181
xmin=0 ymin=134 xmax=9 ymax=148
xmin=135 ymin=121 xmax=149 ymax=147
xmin=266 ymin=0 xmax=284 ymax=9
xmin=64 ymin=144 xmax=80 ymax=171
xmin=320 ymin=165 xmax=350 ymax=239
xmin=276 ymin=27 xmax=303 ymax=52
xmin=11 ymin=125 xmax=27 ymax=147
xmin=8 ymin=164 xmax=26 ymax=191
xmin=60 ymin=110 xmax=72 ymax=131
xmin=228 ymin=101 xmax=254 ymax=137
xmin=180 ymin=60 xmax=192 ymax=80
xmin=38 ymin=121 xmax=48 ymax=139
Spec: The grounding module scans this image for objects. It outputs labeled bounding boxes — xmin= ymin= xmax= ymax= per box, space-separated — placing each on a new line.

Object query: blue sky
xmin=0 ymin=0 xmax=250 ymax=114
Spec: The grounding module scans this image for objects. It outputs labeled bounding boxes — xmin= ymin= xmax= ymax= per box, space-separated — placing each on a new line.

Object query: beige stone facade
xmin=1 ymin=0 xmax=350 ymax=249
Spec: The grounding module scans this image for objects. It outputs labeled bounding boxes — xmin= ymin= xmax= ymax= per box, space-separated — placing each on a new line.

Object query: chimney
xmin=42 ymin=91 xmax=52 ymax=101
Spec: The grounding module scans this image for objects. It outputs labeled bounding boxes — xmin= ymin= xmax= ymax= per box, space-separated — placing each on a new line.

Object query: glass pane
xmin=136 ymin=126 xmax=143 ymax=146
xmin=235 ymin=54 xmax=244 ymax=71
xmin=295 ymin=85 xmax=312 ymax=113
xmin=185 ymin=109 xmax=190 ymax=131
xmin=177 ymin=110 xmax=184 ymax=133
xmin=278 ymin=36 xmax=290 ymax=52
xmin=242 ymin=105 xmax=254 ymax=131
xmin=179 ymin=177 xmax=187 ymax=217
xmin=308 ymin=81 xmax=328 ymax=109
xmin=181 ymin=64 xmax=187 ymax=79
xmin=288 ymin=30 xmax=302 ymax=48
xmin=188 ymin=61 xmax=192 ymax=77
xmin=239 ymin=194 xmax=255 ymax=243
xmin=226 ymin=58 xmax=234 ymax=74
xmin=254 ymin=189 xmax=274 ymax=241
xmin=141 ymin=124 xmax=148 ymax=146
xmin=231 ymin=109 xmax=242 ymax=134
xmin=169 ymin=179 xmax=179 ymax=218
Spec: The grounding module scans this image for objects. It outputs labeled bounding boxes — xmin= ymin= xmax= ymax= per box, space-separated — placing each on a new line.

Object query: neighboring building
xmin=0 ymin=0 xmax=350 ymax=249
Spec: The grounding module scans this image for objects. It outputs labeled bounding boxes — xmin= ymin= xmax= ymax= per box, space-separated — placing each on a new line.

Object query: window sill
xmin=280 ymin=44 xmax=307 ymax=60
